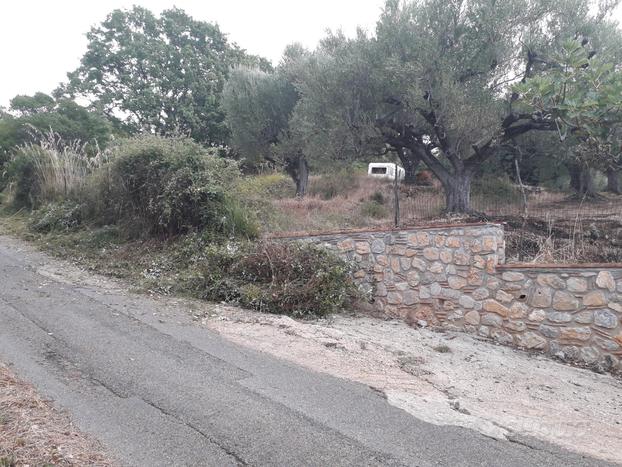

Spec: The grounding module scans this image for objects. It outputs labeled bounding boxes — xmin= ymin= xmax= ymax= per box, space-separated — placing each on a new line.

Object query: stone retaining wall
xmin=490 ymin=266 xmax=622 ymax=371
xmin=280 ymin=223 xmax=622 ymax=372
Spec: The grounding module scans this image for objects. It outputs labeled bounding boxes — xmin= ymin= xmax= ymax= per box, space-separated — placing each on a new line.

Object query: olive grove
xmin=276 ymin=0 xmax=622 ymax=211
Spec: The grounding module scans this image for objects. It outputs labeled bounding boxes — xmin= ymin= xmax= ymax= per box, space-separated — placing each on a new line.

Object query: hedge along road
xmin=0 ymin=235 xmax=611 ymax=467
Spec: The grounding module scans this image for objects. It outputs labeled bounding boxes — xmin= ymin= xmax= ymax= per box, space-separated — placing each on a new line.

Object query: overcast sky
xmin=0 ymin=0 xmax=385 ymax=107
xmin=3 ymin=1 xmax=622 ymax=109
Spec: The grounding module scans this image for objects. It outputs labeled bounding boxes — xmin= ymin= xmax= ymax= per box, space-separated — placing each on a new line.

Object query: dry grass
xmin=270 ymin=175 xmax=396 ymax=233
xmin=0 ymin=362 xmax=112 ymax=466
xmin=13 ymin=130 xmax=106 ymax=204
xmin=267 ymin=174 xmax=622 ymax=263
xmin=503 ymin=215 xmax=622 ymax=263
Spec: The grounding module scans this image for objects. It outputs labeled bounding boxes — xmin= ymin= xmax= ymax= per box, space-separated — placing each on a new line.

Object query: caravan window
xmin=371 ymin=167 xmax=387 ymax=174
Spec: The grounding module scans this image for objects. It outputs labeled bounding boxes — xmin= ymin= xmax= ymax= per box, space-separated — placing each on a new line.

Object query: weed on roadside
xmin=433 ymin=344 xmax=452 ymax=353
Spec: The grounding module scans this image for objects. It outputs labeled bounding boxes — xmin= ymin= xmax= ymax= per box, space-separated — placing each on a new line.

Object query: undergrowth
xmin=193 ymin=241 xmax=358 ymax=317
xmin=0 ymin=213 xmax=358 ymax=318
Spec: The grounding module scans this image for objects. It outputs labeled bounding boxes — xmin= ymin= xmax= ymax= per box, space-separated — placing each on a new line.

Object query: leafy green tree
xmin=9 ymin=92 xmax=55 ymax=115
xmin=515 ymin=38 xmax=622 ymax=195
xmin=60 ymin=6 xmax=270 ymax=145
xmin=223 ymin=68 xmax=296 ymax=164
xmin=0 ymin=93 xmax=113 ymax=163
xmin=291 ymin=34 xmax=384 ymax=161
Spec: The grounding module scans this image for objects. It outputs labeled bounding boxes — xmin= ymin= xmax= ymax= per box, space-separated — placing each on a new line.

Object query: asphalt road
xmin=0 ymin=237 xmax=611 ymax=466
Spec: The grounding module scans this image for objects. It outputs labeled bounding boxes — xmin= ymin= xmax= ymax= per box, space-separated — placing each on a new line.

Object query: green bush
xmin=29 ymin=201 xmax=83 ymax=233
xmin=369 ymin=190 xmax=386 ymax=205
xmin=234 ymin=173 xmax=295 ymax=232
xmin=361 ymin=200 xmax=387 ymax=219
xmin=237 ymin=173 xmax=294 ymax=200
xmin=194 ymin=241 xmax=358 ymax=317
xmin=4 ymin=149 xmax=37 ymax=209
xmin=92 ymin=135 xmax=257 ymax=238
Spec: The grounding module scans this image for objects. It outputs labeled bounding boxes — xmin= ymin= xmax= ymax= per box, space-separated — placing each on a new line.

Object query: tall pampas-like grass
xmin=12 ymin=128 xmax=107 ymax=205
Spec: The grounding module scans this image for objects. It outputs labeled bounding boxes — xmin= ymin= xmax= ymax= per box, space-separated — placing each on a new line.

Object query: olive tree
xmin=222 ymin=45 xmax=310 ymax=195
xmin=293 ymin=0 xmax=619 ymax=212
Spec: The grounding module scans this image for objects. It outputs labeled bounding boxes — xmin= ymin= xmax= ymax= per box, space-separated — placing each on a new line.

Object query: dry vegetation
xmin=270 ymin=175 xmax=396 ymax=233
xmin=0 ymin=363 xmax=111 ymax=466
xmin=501 ymin=215 xmax=622 ymax=263
xmin=255 ymin=171 xmax=622 ymax=263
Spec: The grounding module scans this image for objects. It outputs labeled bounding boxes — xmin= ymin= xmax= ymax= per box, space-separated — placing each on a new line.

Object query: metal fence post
xmin=394 ymin=162 xmax=400 ymax=228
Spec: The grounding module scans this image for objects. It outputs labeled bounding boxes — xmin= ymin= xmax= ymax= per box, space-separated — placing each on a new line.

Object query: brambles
xmin=361 ymin=200 xmax=387 ymax=219
xmin=29 ymin=202 xmax=83 ymax=233
xmin=195 ymin=241 xmax=359 ymax=317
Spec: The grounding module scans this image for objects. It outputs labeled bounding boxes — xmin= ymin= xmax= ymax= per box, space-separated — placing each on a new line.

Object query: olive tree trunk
xmin=406 ymin=144 xmax=476 ymax=214
xmin=443 ymin=172 xmax=473 ymax=214
xmin=285 ymin=152 xmax=309 ymax=197
xmin=569 ymin=163 xmax=598 ymax=197
xmin=606 ymin=167 xmax=621 ymax=194
xmin=295 ymin=154 xmax=309 ymax=196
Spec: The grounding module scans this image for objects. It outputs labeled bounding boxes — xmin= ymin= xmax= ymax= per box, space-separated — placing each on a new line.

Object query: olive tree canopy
xmin=291 ymin=0 xmax=620 ymax=212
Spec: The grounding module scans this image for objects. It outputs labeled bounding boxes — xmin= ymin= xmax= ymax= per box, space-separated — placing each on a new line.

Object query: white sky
xmin=2 ymin=1 xmax=621 ymax=108
xmin=0 ymin=0 xmax=385 ymax=107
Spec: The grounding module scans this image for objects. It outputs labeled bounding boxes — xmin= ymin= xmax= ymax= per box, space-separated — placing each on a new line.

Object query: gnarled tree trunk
xmin=606 ymin=167 xmax=621 ymax=194
xmin=443 ymin=171 xmax=473 ymax=214
xmin=285 ymin=152 xmax=309 ymax=197
xmin=568 ymin=163 xmax=598 ymax=197
xmin=295 ymin=154 xmax=309 ymax=196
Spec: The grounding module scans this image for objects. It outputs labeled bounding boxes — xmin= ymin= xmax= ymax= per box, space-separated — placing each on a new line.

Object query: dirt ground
xmin=23 ymin=241 xmax=622 ymax=465
xmin=0 ymin=362 xmax=111 ymax=466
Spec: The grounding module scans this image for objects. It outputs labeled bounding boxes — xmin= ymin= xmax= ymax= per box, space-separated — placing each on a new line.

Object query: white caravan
xmin=367 ymin=162 xmax=405 ymax=181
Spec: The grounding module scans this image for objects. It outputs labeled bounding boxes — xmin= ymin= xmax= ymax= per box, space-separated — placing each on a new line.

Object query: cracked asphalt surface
xmin=0 ymin=237 xmax=612 ymax=466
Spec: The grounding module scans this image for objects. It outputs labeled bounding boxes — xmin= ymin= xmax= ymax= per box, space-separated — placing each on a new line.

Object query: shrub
xmin=92 ymin=135 xmax=257 ymax=238
xmin=307 ymin=169 xmax=360 ymax=200
xmin=361 ymin=200 xmax=387 ymax=219
xmin=195 ymin=241 xmax=358 ymax=317
xmin=4 ymin=149 xmax=37 ymax=209
xmin=237 ymin=173 xmax=294 ymax=200
xmin=369 ymin=190 xmax=386 ymax=205
xmin=29 ymin=202 xmax=83 ymax=233
xmin=234 ymin=173 xmax=294 ymax=231
xmin=5 ymin=131 xmax=101 ymax=209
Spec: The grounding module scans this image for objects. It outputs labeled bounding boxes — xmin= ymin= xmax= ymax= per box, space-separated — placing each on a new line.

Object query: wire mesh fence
xmin=397 ymin=183 xmax=622 ymax=222
xmin=377 ymin=177 xmax=622 ymax=263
